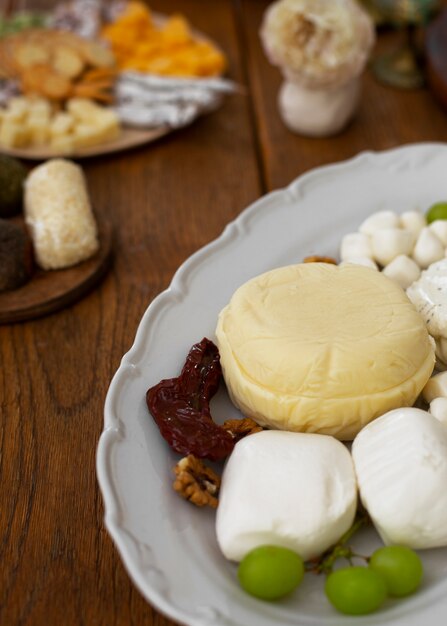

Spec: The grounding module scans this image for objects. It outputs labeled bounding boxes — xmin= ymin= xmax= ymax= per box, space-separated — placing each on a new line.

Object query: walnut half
xmin=303 ymin=255 xmax=337 ymax=265
xmin=223 ymin=417 xmax=263 ymax=442
xmin=173 ymin=455 xmax=221 ymax=508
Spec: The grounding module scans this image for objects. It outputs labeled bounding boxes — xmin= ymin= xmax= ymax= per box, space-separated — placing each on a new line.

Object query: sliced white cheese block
xmin=407 ymin=259 xmax=447 ymax=366
xmin=216 ymin=263 xmax=435 ymax=439
xmin=216 ymin=430 xmax=357 ymax=562
xmin=352 ymin=407 xmax=447 ymax=549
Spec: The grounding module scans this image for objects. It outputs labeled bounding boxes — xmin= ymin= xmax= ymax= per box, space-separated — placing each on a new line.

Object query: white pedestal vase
xmin=278 ymin=77 xmax=361 ymax=137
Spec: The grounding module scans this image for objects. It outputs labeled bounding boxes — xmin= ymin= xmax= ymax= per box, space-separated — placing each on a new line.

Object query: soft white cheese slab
xmin=407 ymin=258 xmax=447 ymax=365
xmin=215 ymin=430 xmax=357 ymax=562
xmin=352 ymin=407 xmax=447 ymax=549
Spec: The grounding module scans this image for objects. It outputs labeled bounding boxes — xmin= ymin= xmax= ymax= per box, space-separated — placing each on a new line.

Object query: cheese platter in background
xmin=0 ymin=0 xmax=234 ymax=159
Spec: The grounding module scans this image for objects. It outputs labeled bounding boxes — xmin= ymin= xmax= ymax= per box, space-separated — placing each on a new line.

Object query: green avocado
xmin=0 ymin=154 xmax=27 ymax=217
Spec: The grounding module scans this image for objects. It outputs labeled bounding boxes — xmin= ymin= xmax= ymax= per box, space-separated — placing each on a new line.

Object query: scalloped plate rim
xmin=97 ymin=142 xmax=447 ymax=626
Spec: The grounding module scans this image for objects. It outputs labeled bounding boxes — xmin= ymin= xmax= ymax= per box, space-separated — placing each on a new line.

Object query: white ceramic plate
xmin=97 ymin=143 xmax=447 ymax=626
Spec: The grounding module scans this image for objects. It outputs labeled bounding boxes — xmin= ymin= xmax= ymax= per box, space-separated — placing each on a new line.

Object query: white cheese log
xmin=24 ymin=158 xmax=99 ymax=270
xmin=216 ymin=430 xmax=357 ymax=562
xmin=352 ymin=407 xmax=447 ymax=549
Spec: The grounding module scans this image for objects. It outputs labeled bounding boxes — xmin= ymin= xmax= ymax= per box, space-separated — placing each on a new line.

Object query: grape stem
xmin=306 ymin=511 xmax=370 ymax=575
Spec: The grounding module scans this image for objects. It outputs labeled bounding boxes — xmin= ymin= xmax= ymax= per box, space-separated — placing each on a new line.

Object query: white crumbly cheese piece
xmin=24 ymin=159 xmax=99 ymax=270
xmin=429 ymin=397 xmax=447 ymax=427
xmin=412 ymin=227 xmax=445 ymax=269
xmin=216 ymin=430 xmax=357 ymax=562
xmin=422 ymin=371 xmax=447 ymax=403
xmin=407 ymin=259 xmax=447 ymax=366
xmin=370 ymin=228 xmax=413 ymax=266
xmin=216 ymin=263 xmax=434 ymax=439
xmin=352 ymin=407 xmax=447 ymax=549
xmin=382 ymin=255 xmax=421 ymax=289
xmin=359 ymin=210 xmax=400 ymax=235
xmin=340 ymin=232 xmax=372 ymax=261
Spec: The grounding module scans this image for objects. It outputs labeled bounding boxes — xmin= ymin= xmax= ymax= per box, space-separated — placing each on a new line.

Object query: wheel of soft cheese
xmin=215 ymin=263 xmax=435 ymax=439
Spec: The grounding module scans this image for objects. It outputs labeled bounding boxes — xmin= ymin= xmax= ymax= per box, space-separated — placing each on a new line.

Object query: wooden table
xmin=2 ymin=1 xmax=447 ymax=624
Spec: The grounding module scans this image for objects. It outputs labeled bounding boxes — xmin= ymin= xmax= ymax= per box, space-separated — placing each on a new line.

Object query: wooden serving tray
xmin=0 ymin=125 xmax=169 ymax=160
xmin=0 ymin=216 xmax=113 ymax=323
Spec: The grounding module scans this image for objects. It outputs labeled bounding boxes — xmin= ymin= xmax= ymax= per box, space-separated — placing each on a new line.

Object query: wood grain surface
xmin=2 ymin=1 xmax=447 ymax=625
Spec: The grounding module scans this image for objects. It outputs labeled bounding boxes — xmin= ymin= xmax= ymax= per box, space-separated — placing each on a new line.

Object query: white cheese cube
xmin=371 ymin=228 xmax=413 ymax=266
xmin=352 ymin=408 xmax=447 ymax=549
xmin=216 ymin=430 xmax=357 ymax=562
xmin=429 ymin=220 xmax=447 ymax=247
xmin=382 ymin=255 xmax=421 ymax=289
xmin=400 ymin=210 xmax=426 ymax=238
xmin=340 ymin=257 xmax=378 ymax=270
xmin=422 ymin=371 xmax=447 ymax=403
xmin=429 ymin=397 xmax=447 ymax=428
xmin=340 ymin=232 xmax=373 ymax=261
xmin=412 ymin=227 xmax=445 ymax=269
xmin=359 ymin=211 xmax=400 ymax=235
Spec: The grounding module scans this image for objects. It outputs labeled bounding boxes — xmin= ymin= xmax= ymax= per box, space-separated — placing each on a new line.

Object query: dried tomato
xmin=146 ymin=338 xmax=234 ymax=461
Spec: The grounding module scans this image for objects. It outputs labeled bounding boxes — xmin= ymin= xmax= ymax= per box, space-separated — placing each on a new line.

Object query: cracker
xmin=52 ymin=46 xmax=85 ymax=79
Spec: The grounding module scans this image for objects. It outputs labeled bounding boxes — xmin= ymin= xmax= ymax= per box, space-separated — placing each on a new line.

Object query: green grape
xmin=426 ymin=202 xmax=447 ymax=224
xmin=325 ymin=566 xmax=387 ymax=615
xmin=237 ymin=545 xmax=304 ymax=601
xmin=369 ymin=545 xmax=423 ymax=597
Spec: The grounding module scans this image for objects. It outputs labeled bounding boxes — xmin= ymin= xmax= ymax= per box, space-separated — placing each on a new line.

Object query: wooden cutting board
xmin=0 ymin=216 xmax=112 ymax=323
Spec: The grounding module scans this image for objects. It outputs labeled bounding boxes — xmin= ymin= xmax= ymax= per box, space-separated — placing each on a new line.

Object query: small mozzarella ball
xmin=422 ymin=371 xmax=447 ymax=403
xmin=340 ymin=257 xmax=378 ymax=270
xmin=429 ymin=220 xmax=447 ymax=246
xmin=400 ymin=211 xmax=426 ymax=238
xmin=371 ymin=228 xmax=413 ymax=267
xmin=359 ymin=211 xmax=400 ymax=235
xmin=412 ymin=227 xmax=445 ymax=269
xmin=382 ymin=255 xmax=421 ymax=289
xmin=340 ymin=233 xmax=372 ymax=261
xmin=429 ymin=397 xmax=447 ymax=428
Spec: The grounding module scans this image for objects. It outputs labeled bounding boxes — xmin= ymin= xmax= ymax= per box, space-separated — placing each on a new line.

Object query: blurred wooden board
xmin=0 ymin=11 xmax=224 ymax=161
xmin=0 ymin=216 xmax=112 ymax=322
xmin=0 ymin=125 xmax=169 ymax=160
